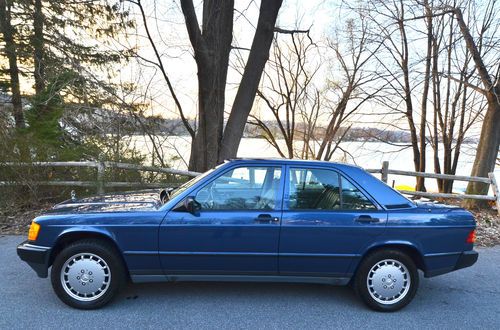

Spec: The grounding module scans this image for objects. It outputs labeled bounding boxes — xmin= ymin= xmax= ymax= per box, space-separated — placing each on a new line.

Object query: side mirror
xmin=184 ymin=196 xmax=201 ymax=215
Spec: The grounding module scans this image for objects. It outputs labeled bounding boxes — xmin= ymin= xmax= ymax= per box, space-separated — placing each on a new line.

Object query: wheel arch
xmin=49 ymin=229 xmax=129 ymax=278
xmin=356 ymin=242 xmax=426 ymax=274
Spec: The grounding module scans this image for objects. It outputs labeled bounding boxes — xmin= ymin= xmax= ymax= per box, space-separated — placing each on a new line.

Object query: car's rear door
xmin=279 ymin=165 xmax=387 ymax=277
xmin=159 ymin=164 xmax=284 ymax=275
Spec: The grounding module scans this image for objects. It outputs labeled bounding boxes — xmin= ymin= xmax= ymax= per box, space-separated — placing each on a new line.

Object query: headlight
xmin=28 ymin=221 xmax=41 ymax=241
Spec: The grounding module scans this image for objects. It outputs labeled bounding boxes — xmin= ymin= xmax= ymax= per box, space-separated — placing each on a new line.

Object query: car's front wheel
xmin=50 ymin=239 xmax=126 ymax=309
xmin=354 ymin=249 xmax=419 ymax=312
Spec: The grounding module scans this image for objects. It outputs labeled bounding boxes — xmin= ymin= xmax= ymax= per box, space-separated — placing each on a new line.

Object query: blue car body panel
xmin=159 ymin=210 xmax=282 ymax=275
xmin=18 ymin=159 xmax=477 ymax=282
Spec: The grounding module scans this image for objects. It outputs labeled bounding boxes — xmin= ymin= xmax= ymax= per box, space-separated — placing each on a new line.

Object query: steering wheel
xmin=196 ymin=184 xmax=215 ymax=208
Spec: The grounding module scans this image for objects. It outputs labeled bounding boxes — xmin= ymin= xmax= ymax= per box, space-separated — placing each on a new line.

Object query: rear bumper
xmin=425 ymin=250 xmax=478 ymax=277
xmin=454 ymin=250 xmax=479 ymax=271
xmin=17 ymin=240 xmax=51 ymax=278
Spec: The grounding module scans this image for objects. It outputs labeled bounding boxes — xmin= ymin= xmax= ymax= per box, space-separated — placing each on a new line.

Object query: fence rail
xmin=1 ymin=160 xmax=499 ymax=213
xmin=366 ymin=161 xmax=499 ymax=213
xmin=0 ymin=161 xmax=198 ymax=194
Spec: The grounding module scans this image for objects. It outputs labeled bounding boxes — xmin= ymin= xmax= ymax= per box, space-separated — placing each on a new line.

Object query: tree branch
xmin=438 ymin=72 xmax=486 ymax=95
xmin=274 ymin=27 xmax=310 ymax=34
xmin=134 ymin=0 xmax=194 ymax=138
xmin=180 ymin=0 xmax=208 ymax=64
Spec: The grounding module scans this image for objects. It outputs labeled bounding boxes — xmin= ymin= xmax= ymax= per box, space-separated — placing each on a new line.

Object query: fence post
xmin=381 ymin=161 xmax=389 ymax=183
xmin=488 ymin=172 xmax=500 ymax=215
xmin=96 ymin=161 xmax=105 ymax=195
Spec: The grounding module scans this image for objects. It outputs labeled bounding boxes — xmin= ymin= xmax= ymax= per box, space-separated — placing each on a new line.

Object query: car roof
xmin=226 ymin=158 xmax=361 ymax=169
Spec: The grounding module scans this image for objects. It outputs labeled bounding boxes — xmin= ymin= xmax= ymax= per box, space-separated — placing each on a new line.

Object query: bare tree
xmin=417 ymin=0 xmax=433 ymax=192
xmin=428 ymin=1 xmax=483 ymax=193
xmin=364 ymin=0 xmax=431 ymax=191
xmin=130 ymin=0 xmax=283 ymax=171
xmin=249 ymin=11 xmax=381 ymax=161
xmin=316 ymin=16 xmax=383 ymax=161
xmin=249 ymin=31 xmax=319 ymax=159
xmin=450 ymin=3 xmax=500 ymax=206
xmin=181 ymin=0 xmax=283 ymax=171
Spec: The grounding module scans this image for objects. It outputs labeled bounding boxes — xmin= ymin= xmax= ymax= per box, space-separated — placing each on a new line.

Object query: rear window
xmin=341 ymin=177 xmax=377 ymax=210
xmin=338 ymin=166 xmax=414 ymax=210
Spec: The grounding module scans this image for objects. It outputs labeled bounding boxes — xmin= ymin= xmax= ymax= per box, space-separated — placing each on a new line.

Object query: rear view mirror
xmin=184 ymin=196 xmax=201 ymax=215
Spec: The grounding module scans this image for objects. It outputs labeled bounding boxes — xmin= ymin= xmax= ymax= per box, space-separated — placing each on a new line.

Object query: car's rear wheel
xmin=354 ymin=249 xmax=419 ymax=312
xmin=50 ymin=239 xmax=126 ymax=309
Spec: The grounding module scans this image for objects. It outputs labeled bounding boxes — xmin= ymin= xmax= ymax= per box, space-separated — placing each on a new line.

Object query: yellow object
xmin=28 ymin=221 xmax=41 ymax=241
xmin=395 ymin=185 xmax=415 ymax=191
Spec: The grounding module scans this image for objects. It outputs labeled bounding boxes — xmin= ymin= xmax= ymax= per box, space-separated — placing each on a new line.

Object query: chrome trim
xmin=23 ymin=243 xmax=51 ymax=250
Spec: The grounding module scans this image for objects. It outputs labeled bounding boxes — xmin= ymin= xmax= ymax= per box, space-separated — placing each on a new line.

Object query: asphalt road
xmin=1 ymin=235 xmax=499 ymax=329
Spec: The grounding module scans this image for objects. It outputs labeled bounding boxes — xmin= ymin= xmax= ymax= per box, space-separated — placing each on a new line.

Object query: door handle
xmin=354 ymin=215 xmax=380 ymax=223
xmin=255 ymin=214 xmax=280 ymax=223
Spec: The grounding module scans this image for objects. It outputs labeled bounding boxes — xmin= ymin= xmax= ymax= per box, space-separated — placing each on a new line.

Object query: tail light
xmin=466 ymin=229 xmax=476 ymax=244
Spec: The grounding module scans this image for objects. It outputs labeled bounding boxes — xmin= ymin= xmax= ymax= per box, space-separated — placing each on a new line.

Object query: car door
xmin=159 ymin=164 xmax=284 ymax=275
xmin=279 ymin=166 xmax=387 ymax=277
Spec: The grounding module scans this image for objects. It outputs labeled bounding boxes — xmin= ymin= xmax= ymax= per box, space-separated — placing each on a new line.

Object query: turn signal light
xmin=28 ymin=221 xmax=41 ymax=241
xmin=466 ymin=229 xmax=476 ymax=244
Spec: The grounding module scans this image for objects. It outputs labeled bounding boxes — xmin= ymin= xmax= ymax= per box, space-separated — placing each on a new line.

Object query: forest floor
xmin=469 ymin=208 xmax=500 ymax=247
xmin=0 ymin=203 xmax=499 ymax=247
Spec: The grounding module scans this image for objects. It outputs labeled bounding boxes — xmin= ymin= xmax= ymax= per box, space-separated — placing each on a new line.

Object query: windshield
xmin=168 ymin=168 xmax=216 ymax=200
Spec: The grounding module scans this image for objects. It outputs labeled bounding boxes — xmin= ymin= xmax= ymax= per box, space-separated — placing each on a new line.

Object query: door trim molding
xmin=131 ymin=274 xmax=351 ymax=285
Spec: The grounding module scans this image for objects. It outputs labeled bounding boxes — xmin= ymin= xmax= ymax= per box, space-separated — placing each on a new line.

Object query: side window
xmin=341 ymin=176 xmax=376 ymax=210
xmin=288 ymin=168 xmax=340 ymax=210
xmin=195 ymin=166 xmax=282 ymax=210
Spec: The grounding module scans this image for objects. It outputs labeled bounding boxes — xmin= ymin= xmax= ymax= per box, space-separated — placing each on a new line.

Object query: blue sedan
xmin=17 ymin=159 xmax=478 ymax=311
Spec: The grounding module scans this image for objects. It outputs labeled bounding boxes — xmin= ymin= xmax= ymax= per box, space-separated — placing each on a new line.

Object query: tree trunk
xmin=416 ymin=0 xmax=432 ymax=192
xmin=397 ymin=6 xmax=421 ymax=188
xmin=181 ymin=0 xmax=234 ymax=172
xmin=316 ymin=89 xmax=350 ymax=161
xmin=0 ymin=0 xmax=25 ymax=128
xmin=188 ymin=61 xmax=227 ymax=171
xmin=218 ymin=0 xmax=283 ymax=163
xmin=182 ymin=0 xmax=282 ymax=171
xmin=405 ymin=102 xmax=420 ymax=177
xmin=33 ymin=0 xmax=46 ymax=94
xmin=464 ymin=98 xmax=500 ymax=207
xmin=451 ymin=8 xmax=500 ymax=207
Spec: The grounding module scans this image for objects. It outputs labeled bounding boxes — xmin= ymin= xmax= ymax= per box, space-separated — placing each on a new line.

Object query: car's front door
xmin=279 ymin=166 xmax=387 ymax=278
xmin=159 ymin=165 xmax=284 ymax=275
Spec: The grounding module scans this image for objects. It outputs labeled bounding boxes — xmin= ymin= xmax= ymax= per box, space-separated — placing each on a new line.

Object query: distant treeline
xmin=60 ymin=104 xmax=475 ymax=144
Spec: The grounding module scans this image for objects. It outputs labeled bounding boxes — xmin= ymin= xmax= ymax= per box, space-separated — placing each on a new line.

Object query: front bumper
xmin=17 ymin=240 xmax=51 ymax=278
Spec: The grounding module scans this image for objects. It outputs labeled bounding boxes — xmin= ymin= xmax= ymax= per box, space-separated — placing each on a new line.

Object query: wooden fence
xmin=1 ymin=160 xmax=499 ymax=213
xmin=366 ymin=161 xmax=499 ymax=213
xmin=0 ymin=161 xmax=199 ymax=193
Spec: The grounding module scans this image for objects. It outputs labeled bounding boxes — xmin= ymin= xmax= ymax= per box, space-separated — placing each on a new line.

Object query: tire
xmin=354 ymin=249 xmax=419 ymax=312
xmin=50 ymin=239 xmax=126 ymax=309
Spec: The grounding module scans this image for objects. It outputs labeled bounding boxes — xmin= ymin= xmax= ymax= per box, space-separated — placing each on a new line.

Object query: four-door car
xmin=17 ymin=159 xmax=478 ymax=311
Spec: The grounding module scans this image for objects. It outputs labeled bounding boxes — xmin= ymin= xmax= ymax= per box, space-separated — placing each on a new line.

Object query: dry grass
xmin=0 ymin=204 xmax=51 ymax=236
xmin=470 ymin=209 xmax=500 ymax=247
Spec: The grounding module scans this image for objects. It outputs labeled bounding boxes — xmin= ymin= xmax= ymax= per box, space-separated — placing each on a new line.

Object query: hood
xmin=47 ymin=189 xmax=163 ymax=214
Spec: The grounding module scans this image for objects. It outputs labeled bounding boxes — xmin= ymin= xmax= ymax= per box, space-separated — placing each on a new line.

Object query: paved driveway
xmin=1 ymin=235 xmax=499 ymax=329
